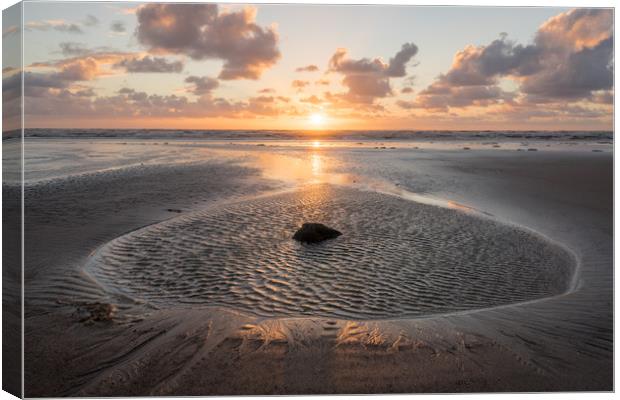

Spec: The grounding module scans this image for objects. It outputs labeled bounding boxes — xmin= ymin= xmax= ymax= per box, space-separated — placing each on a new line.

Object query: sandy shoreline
xmin=17 ymin=139 xmax=612 ymax=395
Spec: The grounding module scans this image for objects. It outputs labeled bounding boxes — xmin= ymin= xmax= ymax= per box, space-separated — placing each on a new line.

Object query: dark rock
xmin=293 ymin=223 xmax=342 ymax=243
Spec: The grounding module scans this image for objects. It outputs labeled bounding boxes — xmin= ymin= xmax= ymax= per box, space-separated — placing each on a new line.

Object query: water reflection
xmin=244 ymin=147 xmax=493 ymax=217
xmin=251 ymin=148 xmax=348 ymax=186
xmin=310 ymin=154 xmax=321 ymax=177
xmin=21 ymin=138 xmax=488 ymax=217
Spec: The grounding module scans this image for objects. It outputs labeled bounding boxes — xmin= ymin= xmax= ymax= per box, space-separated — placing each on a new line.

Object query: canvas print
xmin=2 ymin=1 xmax=614 ymax=397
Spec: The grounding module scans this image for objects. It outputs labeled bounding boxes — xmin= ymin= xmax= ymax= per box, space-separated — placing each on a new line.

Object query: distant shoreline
xmin=2 ymin=128 xmax=613 ymax=141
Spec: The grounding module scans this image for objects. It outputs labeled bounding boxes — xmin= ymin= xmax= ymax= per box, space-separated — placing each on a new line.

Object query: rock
xmin=75 ymin=302 xmax=117 ymax=323
xmin=293 ymin=223 xmax=342 ymax=243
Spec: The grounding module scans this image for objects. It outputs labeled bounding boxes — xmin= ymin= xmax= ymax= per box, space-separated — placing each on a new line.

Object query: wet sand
xmin=17 ymin=139 xmax=612 ymax=395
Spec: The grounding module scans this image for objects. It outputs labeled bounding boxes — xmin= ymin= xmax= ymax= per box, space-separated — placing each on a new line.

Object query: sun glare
xmin=309 ymin=113 xmax=325 ymax=126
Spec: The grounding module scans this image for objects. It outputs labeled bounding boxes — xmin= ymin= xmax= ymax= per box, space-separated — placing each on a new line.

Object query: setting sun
xmin=309 ymin=113 xmax=326 ymax=126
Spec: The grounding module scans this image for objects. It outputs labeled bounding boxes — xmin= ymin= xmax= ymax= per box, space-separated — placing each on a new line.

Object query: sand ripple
xmin=86 ymin=184 xmax=574 ymax=319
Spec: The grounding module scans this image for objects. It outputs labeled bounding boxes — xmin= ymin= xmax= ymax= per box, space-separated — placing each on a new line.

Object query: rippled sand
xmin=88 ymin=184 xmax=574 ymax=319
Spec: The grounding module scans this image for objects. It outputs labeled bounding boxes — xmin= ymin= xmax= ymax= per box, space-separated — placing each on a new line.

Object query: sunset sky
xmin=2 ymin=3 xmax=614 ymax=131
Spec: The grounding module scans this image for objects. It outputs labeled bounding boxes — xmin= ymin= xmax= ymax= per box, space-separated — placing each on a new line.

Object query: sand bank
xmin=20 ymin=140 xmax=612 ymax=395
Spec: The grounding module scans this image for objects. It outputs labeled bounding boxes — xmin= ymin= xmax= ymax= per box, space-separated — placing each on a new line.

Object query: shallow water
xmin=86 ymin=184 xmax=574 ymax=319
xmin=7 ymin=135 xmax=612 ymax=184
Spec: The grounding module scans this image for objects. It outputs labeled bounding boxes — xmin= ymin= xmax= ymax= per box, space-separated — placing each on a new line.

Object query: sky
xmin=2 ymin=2 xmax=614 ymax=131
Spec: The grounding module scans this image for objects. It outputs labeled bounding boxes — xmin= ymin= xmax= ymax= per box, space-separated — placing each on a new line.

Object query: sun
xmin=309 ymin=113 xmax=325 ymax=126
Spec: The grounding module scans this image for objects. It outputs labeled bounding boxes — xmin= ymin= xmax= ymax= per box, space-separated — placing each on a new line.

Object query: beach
xmin=10 ymin=134 xmax=612 ymax=395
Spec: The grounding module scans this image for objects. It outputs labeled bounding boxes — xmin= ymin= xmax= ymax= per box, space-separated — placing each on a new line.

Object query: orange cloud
xmin=295 ymin=64 xmax=319 ymax=73
xmin=291 ymin=80 xmax=310 ymax=91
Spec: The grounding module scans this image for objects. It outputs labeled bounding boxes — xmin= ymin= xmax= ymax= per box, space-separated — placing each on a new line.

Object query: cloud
xmin=292 ymin=80 xmax=310 ymax=90
xmin=25 ymin=20 xmax=84 ymax=34
xmin=84 ymin=15 xmax=99 ymax=27
xmin=23 ymin=15 xmax=103 ymax=36
xmin=535 ymin=8 xmax=612 ymax=53
xmin=50 ymin=58 xmax=102 ymax=81
xmin=30 ymin=52 xmax=134 ymax=81
xmin=322 ymin=91 xmax=386 ymax=113
xmin=520 ymin=35 xmax=612 ymax=100
xmin=2 ymin=66 xmax=19 ymax=75
xmin=33 ymin=47 xmax=184 ymax=82
xmin=22 ymin=83 xmax=301 ymax=121
xmin=412 ymin=8 xmax=613 ymax=112
xmin=18 ymin=49 xmax=292 ymax=121
xmin=185 ymin=76 xmax=219 ymax=95
xmin=26 ymin=87 xmax=193 ymax=118
xmin=437 ymin=36 xmax=539 ymax=87
xmin=2 ymin=25 xmax=18 ymax=38
xmin=258 ymin=88 xmax=275 ymax=94
xmin=3 ymin=71 xmax=22 ymax=131
xmin=17 ymin=70 xmax=90 ymax=101
xmin=300 ymin=95 xmax=322 ymax=104
xmin=396 ymin=99 xmax=415 ymax=110
xmin=296 ymin=64 xmax=319 ymax=72
xmin=115 ymin=56 xmax=184 ymax=73
xmin=3 ymin=72 xmax=24 ymax=101
xmin=590 ymin=90 xmax=613 ymax=105
xmin=110 ymin=21 xmax=126 ymax=33
xmin=401 ymin=87 xmax=414 ymax=94
xmin=414 ymin=82 xmax=514 ymax=112
xmin=59 ymin=42 xmax=91 ymax=56
xmin=22 ymin=48 xmax=188 ymax=118
xmin=119 ymin=6 xmax=138 ymax=15
xmin=135 ymin=4 xmax=280 ymax=80
xmin=493 ymin=101 xmax=612 ymax=122
xmin=327 ymin=43 xmax=418 ymax=104
xmin=57 ymin=42 xmax=118 ymax=57
xmin=385 ymin=43 xmax=419 ymax=77
xmin=244 ymin=96 xmax=281 ymax=116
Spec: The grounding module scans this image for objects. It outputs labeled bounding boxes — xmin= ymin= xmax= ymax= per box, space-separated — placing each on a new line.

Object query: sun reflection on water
xmin=242 ymin=143 xmax=355 ymax=187
xmin=311 ymin=153 xmax=322 ymax=177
